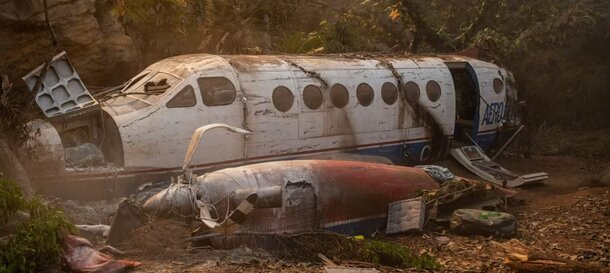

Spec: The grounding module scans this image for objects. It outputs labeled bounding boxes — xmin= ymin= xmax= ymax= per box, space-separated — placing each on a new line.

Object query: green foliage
xmin=359 ymin=240 xmax=440 ymax=270
xmin=0 ymin=178 xmax=24 ymax=223
xmin=320 ymin=19 xmax=365 ymax=53
xmin=280 ymin=13 xmax=386 ymax=54
xmin=198 ymin=0 xmax=267 ymax=54
xmin=112 ymin=0 xmax=198 ymax=60
xmin=278 ymin=31 xmax=323 ymax=54
xmin=0 ymin=178 xmax=74 ymax=273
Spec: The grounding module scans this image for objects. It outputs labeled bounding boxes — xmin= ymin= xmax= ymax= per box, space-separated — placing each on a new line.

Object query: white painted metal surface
xmin=26 ymin=53 xmax=515 ymax=178
xmin=450 ymin=145 xmax=547 ymax=187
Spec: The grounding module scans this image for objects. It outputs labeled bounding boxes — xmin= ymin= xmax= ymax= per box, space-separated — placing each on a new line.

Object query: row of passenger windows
xmin=256 ymin=82 xmax=404 ymax=112
xmin=270 ymin=80 xmax=443 ymax=112
xmin=167 ymin=76 xmax=498 ymax=111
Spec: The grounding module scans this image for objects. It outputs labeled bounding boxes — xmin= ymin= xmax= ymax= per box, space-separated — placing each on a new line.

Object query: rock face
xmin=597 ymin=166 xmax=610 ymax=186
xmin=0 ymin=0 xmax=140 ymax=86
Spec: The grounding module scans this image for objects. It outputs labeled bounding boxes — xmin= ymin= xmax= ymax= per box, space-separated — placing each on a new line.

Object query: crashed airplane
xmin=21 ymin=52 xmax=524 ymax=199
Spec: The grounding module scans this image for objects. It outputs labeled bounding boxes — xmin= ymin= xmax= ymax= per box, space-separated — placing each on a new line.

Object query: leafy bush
xmin=0 ymin=178 xmax=24 ymax=223
xmin=360 ymin=240 xmax=440 ymax=270
xmin=0 ymin=178 xmax=74 ymax=273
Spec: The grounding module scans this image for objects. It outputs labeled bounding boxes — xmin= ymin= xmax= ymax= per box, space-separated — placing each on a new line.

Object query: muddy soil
xmin=56 ymin=155 xmax=609 ymax=272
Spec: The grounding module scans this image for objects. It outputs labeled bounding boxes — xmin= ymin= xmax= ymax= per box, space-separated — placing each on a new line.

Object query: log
xmin=500 ymin=239 xmax=610 ymax=273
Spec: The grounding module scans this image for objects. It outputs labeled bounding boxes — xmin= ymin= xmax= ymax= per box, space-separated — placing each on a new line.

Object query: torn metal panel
xmin=22 ymin=51 xmax=99 ymax=118
xmin=386 ymin=197 xmax=425 ymax=234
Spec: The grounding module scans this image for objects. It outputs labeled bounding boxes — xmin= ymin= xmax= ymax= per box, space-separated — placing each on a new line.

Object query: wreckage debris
xmin=450 ymin=209 xmax=516 ymax=238
xmin=143 ymin=160 xmax=439 ymax=237
xmin=415 ymin=165 xmax=455 ymax=183
xmin=386 ymin=197 xmax=425 ymax=234
xmin=451 ymin=145 xmax=548 ymax=187
xmin=134 ymin=156 xmax=518 ymax=248
xmin=418 ymin=177 xmax=515 ymax=221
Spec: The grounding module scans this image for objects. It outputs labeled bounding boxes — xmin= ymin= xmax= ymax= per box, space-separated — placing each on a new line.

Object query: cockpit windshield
xmin=103 ymin=72 xmax=182 ymax=115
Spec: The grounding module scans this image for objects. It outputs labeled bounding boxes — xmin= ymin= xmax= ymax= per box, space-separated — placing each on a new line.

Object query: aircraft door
xmin=472 ymin=67 xmax=508 ymax=151
xmin=447 ymin=62 xmax=480 ymax=143
xmin=191 ymin=75 xmax=245 ymax=165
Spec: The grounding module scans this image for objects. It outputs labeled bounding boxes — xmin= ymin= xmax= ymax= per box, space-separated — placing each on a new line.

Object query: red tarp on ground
xmin=63 ymin=235 xmax=141 ymax=273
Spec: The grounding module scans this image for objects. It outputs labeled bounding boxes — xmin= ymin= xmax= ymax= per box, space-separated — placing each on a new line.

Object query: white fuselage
xmin=99 ymin=54 xmax=511 ymax=172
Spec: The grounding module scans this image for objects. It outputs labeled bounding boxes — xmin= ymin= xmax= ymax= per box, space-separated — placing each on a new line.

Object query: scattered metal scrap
xmin=418 ymin=177 xmax=516 ymax=222
xmin=450 ymin=209 xmax=516 ymax=238
xmin=386 ymin=197 xmax=425 ymax=234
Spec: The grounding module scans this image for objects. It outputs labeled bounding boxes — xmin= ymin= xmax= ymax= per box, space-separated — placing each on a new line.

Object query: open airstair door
xmin=451 ymin=145 xmax=548 ymax=187
xmin=22 ymin=51 xmax=99 ymax=119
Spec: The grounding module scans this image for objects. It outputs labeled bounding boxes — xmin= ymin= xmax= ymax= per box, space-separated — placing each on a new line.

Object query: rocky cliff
xmin=0 ymin=0 xmax=140 ymax=86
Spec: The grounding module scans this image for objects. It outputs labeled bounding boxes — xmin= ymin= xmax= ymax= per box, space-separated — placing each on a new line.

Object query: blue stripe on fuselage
xmin=348 ymin=141 xmax=431 ymax=165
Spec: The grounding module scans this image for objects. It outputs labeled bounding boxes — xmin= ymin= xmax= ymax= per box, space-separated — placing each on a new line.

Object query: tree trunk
xmin=401 ymin=0 xmax=456 ymax=52
xmin=0 ymin=138 xmax=33 ymax=198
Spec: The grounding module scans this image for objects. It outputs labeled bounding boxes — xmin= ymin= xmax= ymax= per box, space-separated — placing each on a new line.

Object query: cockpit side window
xmin=197 ymin=77 xmax=237 ymax=106
xmin=166 ymin=85 xmax=196 ymax=108
xmin=103 ymin=72 xmax=182 ymax=116
xmin=123 ymin=72 xmax=150 ymax=91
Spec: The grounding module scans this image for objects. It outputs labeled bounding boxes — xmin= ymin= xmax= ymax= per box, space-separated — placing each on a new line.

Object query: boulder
xmin=0 ymin=0 xmax=140 ymax=87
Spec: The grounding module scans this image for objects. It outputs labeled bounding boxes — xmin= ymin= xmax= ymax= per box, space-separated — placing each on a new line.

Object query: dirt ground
xmin=56 ymin=154 xmax=609 ymax=273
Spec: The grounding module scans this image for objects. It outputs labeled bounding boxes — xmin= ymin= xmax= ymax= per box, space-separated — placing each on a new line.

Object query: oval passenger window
xmin=426 ymin=80 xmax=441 ymax=102
xmin=356 ymin=83 xmax=374 ymax=106
xmin=272 ymin=86 xmax=294 ymax=112
xmin=303 ymin=85 xmax=323 ymax=110
xmin=381 ymin=82 xmax=398 ymax=105
xmin=493 ymin=78 xmax=504 ymax=94
xmin=198 ymin=77 xmax=236 ymax=106
xmin=330 ymin=84 xmax=349 ymax=108
xmin=404 ymin=81 xmax=420 ymax=104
